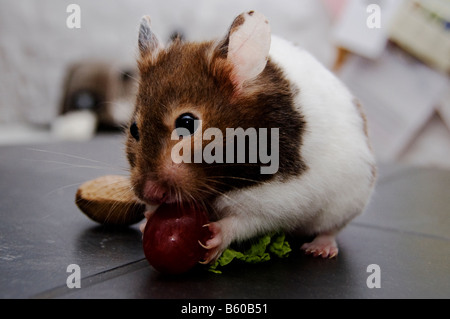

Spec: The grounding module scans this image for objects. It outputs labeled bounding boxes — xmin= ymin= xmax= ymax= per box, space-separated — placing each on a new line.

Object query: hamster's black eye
xmin=130 ymin=121 xmax=139 ymax=141
xmin=175 ymin=113 xmax=199 ymax=137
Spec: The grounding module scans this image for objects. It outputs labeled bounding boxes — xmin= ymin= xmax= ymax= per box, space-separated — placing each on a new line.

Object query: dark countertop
xmin=1 ymin=134 xmax=449 ymax=299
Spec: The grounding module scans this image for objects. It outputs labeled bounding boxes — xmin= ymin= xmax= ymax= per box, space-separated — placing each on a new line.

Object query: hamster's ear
xmin=138 ymin=16 xmax=162 ymax=58
xmin=218 ymin=11 xmax=271 ymax=88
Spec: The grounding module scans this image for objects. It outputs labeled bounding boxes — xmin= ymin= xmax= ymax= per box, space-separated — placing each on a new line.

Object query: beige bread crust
xmin=76 ymin=175 xmax=145 ymax=226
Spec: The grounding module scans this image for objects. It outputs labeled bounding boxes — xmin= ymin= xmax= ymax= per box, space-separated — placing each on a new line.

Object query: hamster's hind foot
xmin=301 ymin=233 xmax=338 ymax=259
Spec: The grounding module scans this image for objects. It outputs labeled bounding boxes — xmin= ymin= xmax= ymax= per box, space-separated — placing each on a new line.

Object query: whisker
xmin=118 ymin=69 xmax=142 ymax=86
xmin=27 ymin=148 xmax=110 ymax=166
xmin=202 ymin=186 xmax=240 ymax=207
xmin=23 ymin=159 xmax=114 ymax=171
xmin=205 ymin=175 xmax=263 ymax=184
xmin=45 ymin=182 xmax=84 ymax=197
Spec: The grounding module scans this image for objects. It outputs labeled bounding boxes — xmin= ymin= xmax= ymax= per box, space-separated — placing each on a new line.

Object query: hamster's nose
xmin=143 ymin=180 xmax=168 ymax=205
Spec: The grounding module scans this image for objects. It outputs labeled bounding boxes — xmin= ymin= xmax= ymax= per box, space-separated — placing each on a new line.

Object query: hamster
xmin=126 ymin=11 xmax=377 ymax=263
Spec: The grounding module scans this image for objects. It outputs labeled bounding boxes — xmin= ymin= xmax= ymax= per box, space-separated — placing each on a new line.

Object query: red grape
xmin=143 ymin=203 xmax=211 ymax=274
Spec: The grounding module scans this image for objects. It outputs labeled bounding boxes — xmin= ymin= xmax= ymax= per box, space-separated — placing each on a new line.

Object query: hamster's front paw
xmin=198 ymin=221 xmax=229 ymax=264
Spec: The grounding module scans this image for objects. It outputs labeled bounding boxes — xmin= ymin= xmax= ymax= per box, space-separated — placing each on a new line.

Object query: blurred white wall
xmin=0 ymin=0 xmax=334 ymax=125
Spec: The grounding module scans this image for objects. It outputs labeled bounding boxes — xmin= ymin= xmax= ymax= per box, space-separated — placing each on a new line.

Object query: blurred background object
xmin=389 ymin=0 xmax=450 ymax=73
xmin=332 ymin=0 xmax=450 ymax=169
xmin=0 ymin=0 xmax=448 ymax=169
xmin=60 ymin=61 xmax=137 ymax=130
xmin=52 ymin=60 xmax=137 ymax=141
xmin=0 ymin=0 xmax=333 ymax=132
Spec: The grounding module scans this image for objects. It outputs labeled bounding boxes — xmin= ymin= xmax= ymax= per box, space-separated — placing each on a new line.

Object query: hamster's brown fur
xmin=126 ymin=38 xmax=306 ymax=207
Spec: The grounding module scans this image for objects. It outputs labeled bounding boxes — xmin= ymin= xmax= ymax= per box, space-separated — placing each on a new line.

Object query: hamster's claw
xmin=198 ymin=240 xmax=209 ymax=250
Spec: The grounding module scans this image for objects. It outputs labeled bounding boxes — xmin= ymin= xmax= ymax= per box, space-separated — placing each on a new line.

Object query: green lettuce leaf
xmin=208 ymin=232 xmax=291 ymax=274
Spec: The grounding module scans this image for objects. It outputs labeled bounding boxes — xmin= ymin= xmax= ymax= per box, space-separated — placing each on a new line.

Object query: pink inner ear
xmin=228 ymin=11 xmax=271 ymax=88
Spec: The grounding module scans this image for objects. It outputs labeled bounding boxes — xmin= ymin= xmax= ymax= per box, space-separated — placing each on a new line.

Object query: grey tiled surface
xmin=0 ymin=134 xmax=449 ymax=298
